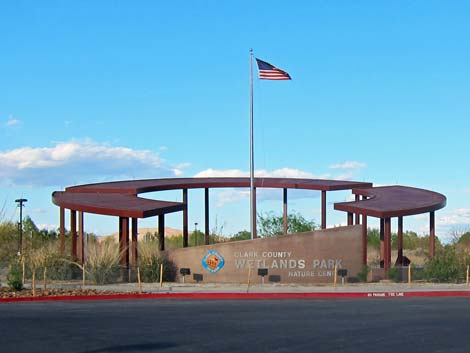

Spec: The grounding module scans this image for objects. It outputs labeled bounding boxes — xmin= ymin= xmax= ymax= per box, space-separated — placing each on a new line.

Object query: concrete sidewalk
xmin=80 ymin=281 xmax=470 ymax=294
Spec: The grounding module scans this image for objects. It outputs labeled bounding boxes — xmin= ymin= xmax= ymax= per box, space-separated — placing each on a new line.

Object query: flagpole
xmin=249 ymin=48 xmax=255 ymax=240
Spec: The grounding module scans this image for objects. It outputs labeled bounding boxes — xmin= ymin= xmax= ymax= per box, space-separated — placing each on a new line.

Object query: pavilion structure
xmin=334 ymin=185 xmax=447 ymax=275
xmin=52 ymin=177 xmax=446 ymax=280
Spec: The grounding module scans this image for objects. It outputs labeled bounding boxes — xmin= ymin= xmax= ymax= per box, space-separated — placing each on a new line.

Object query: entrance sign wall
xmin=167 ymin=225 xmax=362 ymax=284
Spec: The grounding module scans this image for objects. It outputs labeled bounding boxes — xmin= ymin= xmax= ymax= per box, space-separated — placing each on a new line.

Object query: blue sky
xmin=1 ymin=1 xmax=469 ymax=240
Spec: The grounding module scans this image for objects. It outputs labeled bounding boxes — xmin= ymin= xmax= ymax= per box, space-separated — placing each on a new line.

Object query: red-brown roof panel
xmin=52 ymin=192 xmax=184 ymax=218
xmin=66 ymin=177 xmax=373 ymax=194
xmin=334 ymin=186 xmax=446 ymax=218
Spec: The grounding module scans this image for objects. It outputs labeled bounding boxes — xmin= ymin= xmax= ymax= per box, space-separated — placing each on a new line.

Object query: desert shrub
xmin=27 ymin=245 xmax=49 ymax=279
xmin=7 ymin=260 xmax=23 ymax=291
xmin=138 ymin=241 xmax=176 ymax=282
xmin=424 ymin=245 xmax=470 ymax=283
xmin=47 ymin=253 xmax=77 ymax=281
xmin=388 ymin=267 xmax=402 ymax=282
xmin=356 ymin=265 xmax=370 ymax=282
xmin=85 ymin=240 xmax=121 ymax=284
xmin=411 ymin=265 xmax=425 ymax=281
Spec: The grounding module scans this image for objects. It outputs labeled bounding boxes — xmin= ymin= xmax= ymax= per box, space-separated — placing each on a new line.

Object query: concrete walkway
xmin=76 ymin=281 xmax=470 ymax=294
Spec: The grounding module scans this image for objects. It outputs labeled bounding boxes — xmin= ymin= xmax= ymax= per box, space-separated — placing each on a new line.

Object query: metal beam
xmin=252 ymin=187 xmax=257 ymax=238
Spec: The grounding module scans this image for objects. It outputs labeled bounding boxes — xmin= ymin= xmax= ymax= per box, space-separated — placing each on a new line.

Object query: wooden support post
xmin=70 ymin=210 xmax=77 ymax=260
xmin=380 ymin=218 xmax=384 ymax=268
xmin=131 ymin=218 xmax=138 ymax=267
xmin=321 ymin=190 xmax=326 ymax=229
xmin=59 ymin=207 xmax=65 ymax=255
xmin=158 ymin=214 xmax=165 ymax=251
xmin=205 ymin=188 xmax=210 ymax=245
xmin=283 ymin=188 xmax=288 ymax=236
xmin=398 ymin=216 xmax=404 ymax=265
xmin=119 ymin=217 xmax=130 ymax=282
xmin=347 ymin=212 xmax=353 ymax=226
xmin=355 ymin=194 xmax=360 ymax=224
xmin=384 ymin=217 xmax=392 ymax=277
xmin=362 ymin=214 xmax=368 ymax=266
xmin=183 ymin=189 xmax=188 ymax=247
xmin=78 ymin=211 xmax=84 ymax=264
xmin=430 ymin=211 xmax=435 ymax=258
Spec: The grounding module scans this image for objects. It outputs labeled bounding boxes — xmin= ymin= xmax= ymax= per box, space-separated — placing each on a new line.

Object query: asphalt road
xmin=1 ymin=298 xmax=469 ymax=353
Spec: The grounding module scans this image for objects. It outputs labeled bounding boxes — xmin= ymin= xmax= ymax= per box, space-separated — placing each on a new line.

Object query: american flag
xmin=255 ymin=58 xmax=291 ymax=80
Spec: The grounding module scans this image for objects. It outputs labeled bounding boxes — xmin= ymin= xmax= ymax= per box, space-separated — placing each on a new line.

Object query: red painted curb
xmin=1 ymin=290 xmax=470 ymax=303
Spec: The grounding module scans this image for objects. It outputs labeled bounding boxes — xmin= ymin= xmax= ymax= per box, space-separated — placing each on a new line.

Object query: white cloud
xmin=0 ymin=139 xmax=182 ymax=186
xmin=37 ymin=224 xmax=59 ymax=232
xmin=194 ymin=168 xmax=248 ymax=178
xmin=6 ymin=117 xmax=20 ymax=127
xmin=195 ymin=168 xmax=330 ymax=207
xmin=329 ymin=161 xmax=367 ymax=170
xmin=215 ymin=189 xmax=250 ymax=207
xmin=333 ymin=172 xmax=354 ymax=181
xmin=194 ymin=167 xmax=328 ymax=179
xmin=438 ymin=208 xmax=470 ymax=226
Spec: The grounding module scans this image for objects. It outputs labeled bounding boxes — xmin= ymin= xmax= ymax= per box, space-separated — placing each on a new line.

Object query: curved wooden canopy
xmin=65 ymin=177 xmax=373 ymax=194
xmin=334 ymin=185 xmax=447 ymax=218
xmin=53 ymin=177 xmax=373 ymax=218
xmin=52 ymin=191 xmax=184 ymax=218
xmin=53 ymin=178 xmax=446 ymax=220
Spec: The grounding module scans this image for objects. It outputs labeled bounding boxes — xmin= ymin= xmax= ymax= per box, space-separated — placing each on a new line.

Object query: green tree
xmin=457 ymin=232 xmax=470 ymax=248
xmin=368 ymin=228 xmax=442 ymax=253
xmin=229 ymin=230 xmax=251 ymax=241
xmin=257 ymin=211 xmax=316 ymax=237
xmin=23 ymin=216 xmax=39 ymax=236
xmin=367 ymin=228 xmax=380 ymax=249
xmin=190 ymin=230 xmax=205 ymax=246
xmin=0 ymin=221 xmax=19 ymax=266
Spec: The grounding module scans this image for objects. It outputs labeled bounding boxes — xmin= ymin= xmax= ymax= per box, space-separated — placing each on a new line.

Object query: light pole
xmin=15 ymin=198 xmax=28 ymax=256
xmin=194 ymin=222 xmax=198 ymax=246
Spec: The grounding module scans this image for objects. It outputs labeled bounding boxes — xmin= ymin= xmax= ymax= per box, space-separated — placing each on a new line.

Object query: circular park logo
xmin=202 ymin=250 xmax=225 ymax=274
